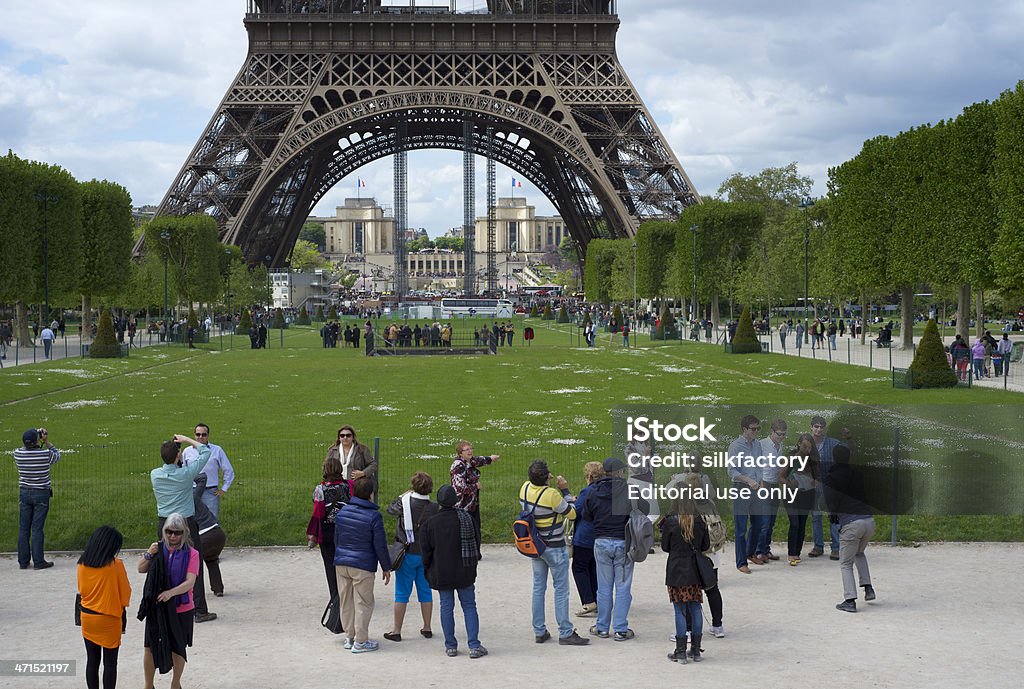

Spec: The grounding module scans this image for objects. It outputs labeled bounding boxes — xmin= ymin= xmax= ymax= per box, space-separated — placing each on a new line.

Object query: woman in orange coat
xmin=77 ymin=525 xmax=132 ymax=689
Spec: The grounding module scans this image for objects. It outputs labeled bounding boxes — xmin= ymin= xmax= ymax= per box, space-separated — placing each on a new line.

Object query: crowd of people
xmin=10 ymin=410 xmax=877 ymax=685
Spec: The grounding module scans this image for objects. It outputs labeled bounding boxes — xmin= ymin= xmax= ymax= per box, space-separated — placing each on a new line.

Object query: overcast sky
xmin=2 ymin=1 xmax=1022 ymax=236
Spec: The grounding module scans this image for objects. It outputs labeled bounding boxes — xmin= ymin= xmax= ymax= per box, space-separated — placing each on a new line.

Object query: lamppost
xmin=35 ymin=193 xmax=58 ymax=323
xmin=160 ymin=231 xmax=171 ymax=342
xmin=224 ymin=248 xmax=233 ymax=329
xmin=265 ymin=256 xmax=273 ymax=317
xmin=631 ymin=241 xmax=637 ymax=345
xmin=799 ymin=197 xmax=815 ymax=344
xmin=690 ymin=225 xmax=699 ymax=327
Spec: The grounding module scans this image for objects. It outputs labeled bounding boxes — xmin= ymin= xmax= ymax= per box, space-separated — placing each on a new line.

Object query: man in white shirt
xmin=40 ymin=325 xmax=55 ymax=359
xmin=182 ymin=423 xmax=235 ymax=518
xmin=757 ymin=419 xmax=788 ymax=561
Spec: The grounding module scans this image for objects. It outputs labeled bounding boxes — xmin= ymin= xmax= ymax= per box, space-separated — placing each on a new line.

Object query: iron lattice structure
xmin=145 ymin=2 xmax=700 ymax=268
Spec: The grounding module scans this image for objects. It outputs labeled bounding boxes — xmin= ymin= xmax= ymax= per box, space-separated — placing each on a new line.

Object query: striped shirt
xmin=13 ymin=445 xmax=61 ymax=490
xmin=519 ymin=481 xmax=576 ymax=547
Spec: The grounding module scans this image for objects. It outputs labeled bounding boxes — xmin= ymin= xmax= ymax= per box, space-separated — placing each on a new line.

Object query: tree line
xmin=585 ymin=81 xmax=1024 ymax=348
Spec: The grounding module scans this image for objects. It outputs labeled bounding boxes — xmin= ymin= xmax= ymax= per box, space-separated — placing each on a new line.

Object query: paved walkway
xmin=0 ymin=329 xmax=232 ymax=370
xmin=1 ymin=543 xmax=1019 ymax=688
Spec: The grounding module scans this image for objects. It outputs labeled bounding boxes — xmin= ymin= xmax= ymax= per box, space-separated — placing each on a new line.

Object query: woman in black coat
xmin=661 ymin=496 xmax=710 ymax=664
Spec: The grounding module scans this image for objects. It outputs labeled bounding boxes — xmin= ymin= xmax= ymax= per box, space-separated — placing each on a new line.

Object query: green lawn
xmin=2 ymin=318 xmax=1021 ymax=550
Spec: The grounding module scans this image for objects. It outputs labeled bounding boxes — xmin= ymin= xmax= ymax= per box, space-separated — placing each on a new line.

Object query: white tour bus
xmin=440 ymin=298 xmax=514 ymax=318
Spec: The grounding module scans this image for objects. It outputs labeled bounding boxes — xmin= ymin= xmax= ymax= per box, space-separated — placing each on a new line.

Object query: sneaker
xmin=588 ymin=625 xmax=609 ymax=639
xmin=808 ymin=547 xmax=824 ymax=557
xmin=194 ymin=612 xmax=218 ymax=623
xmin=214 ymin=591 xmax=224 ymax=597
xmin=789 ymin=558 xmax=800 ymax=566
xmin=535 ymin=630 xmax=551 ymax=644
xmin=352 ymin=640 xmax=380 ymax=653
xmin=343 ymin=637 xmax=354 ymax=650
xmin=613 ymin=629 xmax=635 ymax=642
xmin=711 ymin=625 xmax=725 ymax=638
xmin=558 ymin=632 xmax=590 ymax=646
xmin=829 ymin=551 xmax=841 ymax=561
xmin=445 ymin=647 xmax=458 ymax=657
xmin=575 ymin=602 xmax=597 ymax=617
xmin=863 ymin=585 xmax=876 ymax=601
xmin=469 ymin=646 xmax=489 ymax=659
xmin=836 ymin=599 xmax=857 ymax=613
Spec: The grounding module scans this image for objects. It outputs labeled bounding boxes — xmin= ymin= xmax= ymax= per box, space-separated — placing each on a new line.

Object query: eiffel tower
xmin=150 ymin=1 xmax=700 ymax=286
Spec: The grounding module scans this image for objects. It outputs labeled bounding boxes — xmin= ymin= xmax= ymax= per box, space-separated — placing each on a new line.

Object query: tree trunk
xmin=82 ymin=294 xmax=93 ymax=343
xmin=900 ymin=285 xmax=914 ymax=350
xmin=15 ymin=301 xmax=32 ymax=347
xmin=975 ymin=289 xmax=985 ymax=340
xmin=957 ymin=284 xmax=970 ymax=342
xmin=711 ymin=294 xmax=720 ymax=328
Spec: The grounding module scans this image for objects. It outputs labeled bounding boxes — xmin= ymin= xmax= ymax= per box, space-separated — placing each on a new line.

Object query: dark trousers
xmin=18 ymin=487 xmax=50 ymax=567
xmin=200 ymin=526 xmax=226 ymax=595
xmin=571 ymin=545 xmax=598 ymax=605
xmin=157 ymin=515 xmax=208 ymax=615
xmin=786 ymin=489 xmax=815 ymax=557
xmin=84 ymin=638 xmax=118 ymax=689
xmin=705 ymin=584 xmax=723 ymax=627
xmin=319 ymin=523 xmax=338 ymax=602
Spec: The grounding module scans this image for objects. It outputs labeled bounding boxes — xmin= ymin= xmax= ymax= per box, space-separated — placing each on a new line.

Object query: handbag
xmin=75 ymin=594 xmax=83 ymax=626
xmin=695 ymin=552 xmax=718 ymax=590
xmin=387 ymin=541 xmax=408 ymax=572
xmin=320 ymin=594 xmax=343 ymax=635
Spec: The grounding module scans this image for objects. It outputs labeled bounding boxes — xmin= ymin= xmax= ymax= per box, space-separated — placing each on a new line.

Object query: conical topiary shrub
xmin=328 ymin=304 xmax=339 ymax=320
xmin=90 ymin=308 xmax=121 ymax=358
xmin=238 ymin=309 xmax=253 ymax=332
xmin=315 ymin=305 xmax=325 ymax=321
xmin=557 ymin=304 xmax=569 ymax=323
xmin=297 ymin=304 xmax=311 ymax=325
xmin=908 ymin=319 xmax=958 ymax=388
xmin=542 ymin=303 xmax=554 ymax=320
xmin=654 ymin=303 xmax=677 ymax=340
xmin=529 ymin=303 xmax=539 ymax=318
xmin=729 ymin=305 xmax=762 ymax=353
xmin=187 ymin=306 xmax=199 ymax=332
xmin=609 ymin=304 xmax=623 ymax=332
xmin=272 ymin=307 xmax=286 ymax=329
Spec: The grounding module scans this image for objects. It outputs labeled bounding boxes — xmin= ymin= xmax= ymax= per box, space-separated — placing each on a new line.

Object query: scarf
xmin=401 ymin=491 xmax=430 ymax=544
xmin=163 ymin=542 xmax=191 ymax=608
xmin=456 ymin=508 xmax=478 ymax=568
xmin=339 ymin=443 xmax=356 ymax=480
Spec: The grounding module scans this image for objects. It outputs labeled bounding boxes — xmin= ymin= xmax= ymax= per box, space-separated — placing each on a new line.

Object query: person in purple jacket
xmin=334 ymin=477 xmax=392 ymax=653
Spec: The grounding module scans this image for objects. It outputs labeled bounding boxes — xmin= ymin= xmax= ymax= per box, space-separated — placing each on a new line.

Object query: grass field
xmin=2 ymin=317 xmax=1021 ymax=550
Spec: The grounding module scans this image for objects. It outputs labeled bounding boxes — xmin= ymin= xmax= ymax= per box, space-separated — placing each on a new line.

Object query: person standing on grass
xmin=333 ymin=477 xmax=392 ymax=653
xmin=151 ymin=434 xmax=216 ymax=623
xmin=450 ymin=440 xmax=499 ymax=537
xmin=420 ymin=485 xmax=486 ymax=658
xmin=77 ymin=525 xmax=131 ymax=689
xmin=14 ymin=427 xmax=61 ymax=570
xmin=384 ymin=472 xmax=439 ymax=643
xmin=823 ymin=446 xmax=876 ymax=612
xmin=182 ymin=423 xmax=235 ymax=519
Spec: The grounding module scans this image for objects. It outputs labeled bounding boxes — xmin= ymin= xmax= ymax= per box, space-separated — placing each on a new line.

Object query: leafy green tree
xmin=144 ymin=215 xmax=221 ymax=309
xmin=299 ymin=221 xmax=326 ymax=251
xmin=434 ymin=236 xmax=464 ymax=252
xmin=717 ymin=162 xmax=813 ymax=211
xmin=558 ymin=235 xmax=579 ymax=265
xmin=0 ymin=153 xmax=83 ymax=344
xmin=992 ymin=82 xmax=1024 ymax=310
xmin=634 ymin=220 xmax=676 ymax=299
xmin=315 ymin=305 xmax=325 ymax=321
xmin=289 ymin=239 xmax=327 ymax=272
xmin=238 ymin=308 xmax=252 ymax=332
xmin=908 ymin=319 xmax=957 ymax=387
xmin=272 ymin=307 xmax=286 ymax=329
xmin=583 ymin=239 xmax=622 ymax=304
xmin=79 ymin=180 xmax=133 ymax=337
xmin=90 ymin=308 xmax=122 ymax=358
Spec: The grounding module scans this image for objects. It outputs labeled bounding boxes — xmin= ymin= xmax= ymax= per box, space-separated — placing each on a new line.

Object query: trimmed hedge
xmin=296 ymin=305 xmax=311 ymax=325
xmin=238 ymin=309 xmax=252 ymax=332
xmin=557 ymin=304 xmax=570 ymax=323
xmin=729 ymin=305 xmax=762 ymax=354
xmin=654 ymin=303 xmax=678 ymax=339
xmin=89 ymin=309 xmax=122 ymax=358
xmin=908 ymin=319 xmax=958 ymax=388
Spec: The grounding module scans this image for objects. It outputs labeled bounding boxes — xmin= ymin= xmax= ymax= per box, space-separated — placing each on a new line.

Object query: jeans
xmin=531 ymin=545 xmax=573 ymax=638
xmin=18 ymin=487 xmax=51 ymax=566
xmin=973 ymin=357 xmax=985 ymax=379
xmin=811 ymin=510 xmax=841 ymax=552
xmin=200 ymin=488 xmax=220 ymax=518
xmin=733 ymin=491 xmax=766 ymax=568
xmin=43 ymin=339 xmax=53 ymax=359
xmin=673 ymin=601 xmax=704 ymax=636
xmin=593 ymin=538 xmax=634 ymax=634
xmin=439 ymin=586 xmax=481 ymax=651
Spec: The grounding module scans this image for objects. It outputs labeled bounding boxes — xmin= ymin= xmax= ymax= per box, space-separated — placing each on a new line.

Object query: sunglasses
xmin=339 ymin=433 xmax=353 ymax=438
xmin=164 ymin=529 xmax=183 ymax=536
xmin=195 ymin=432 xmax=208 ymax=437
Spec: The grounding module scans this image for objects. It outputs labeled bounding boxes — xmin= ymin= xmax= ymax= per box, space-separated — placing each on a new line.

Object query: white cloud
xmin=1 ymin=0 xmax=1021 ymax=233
